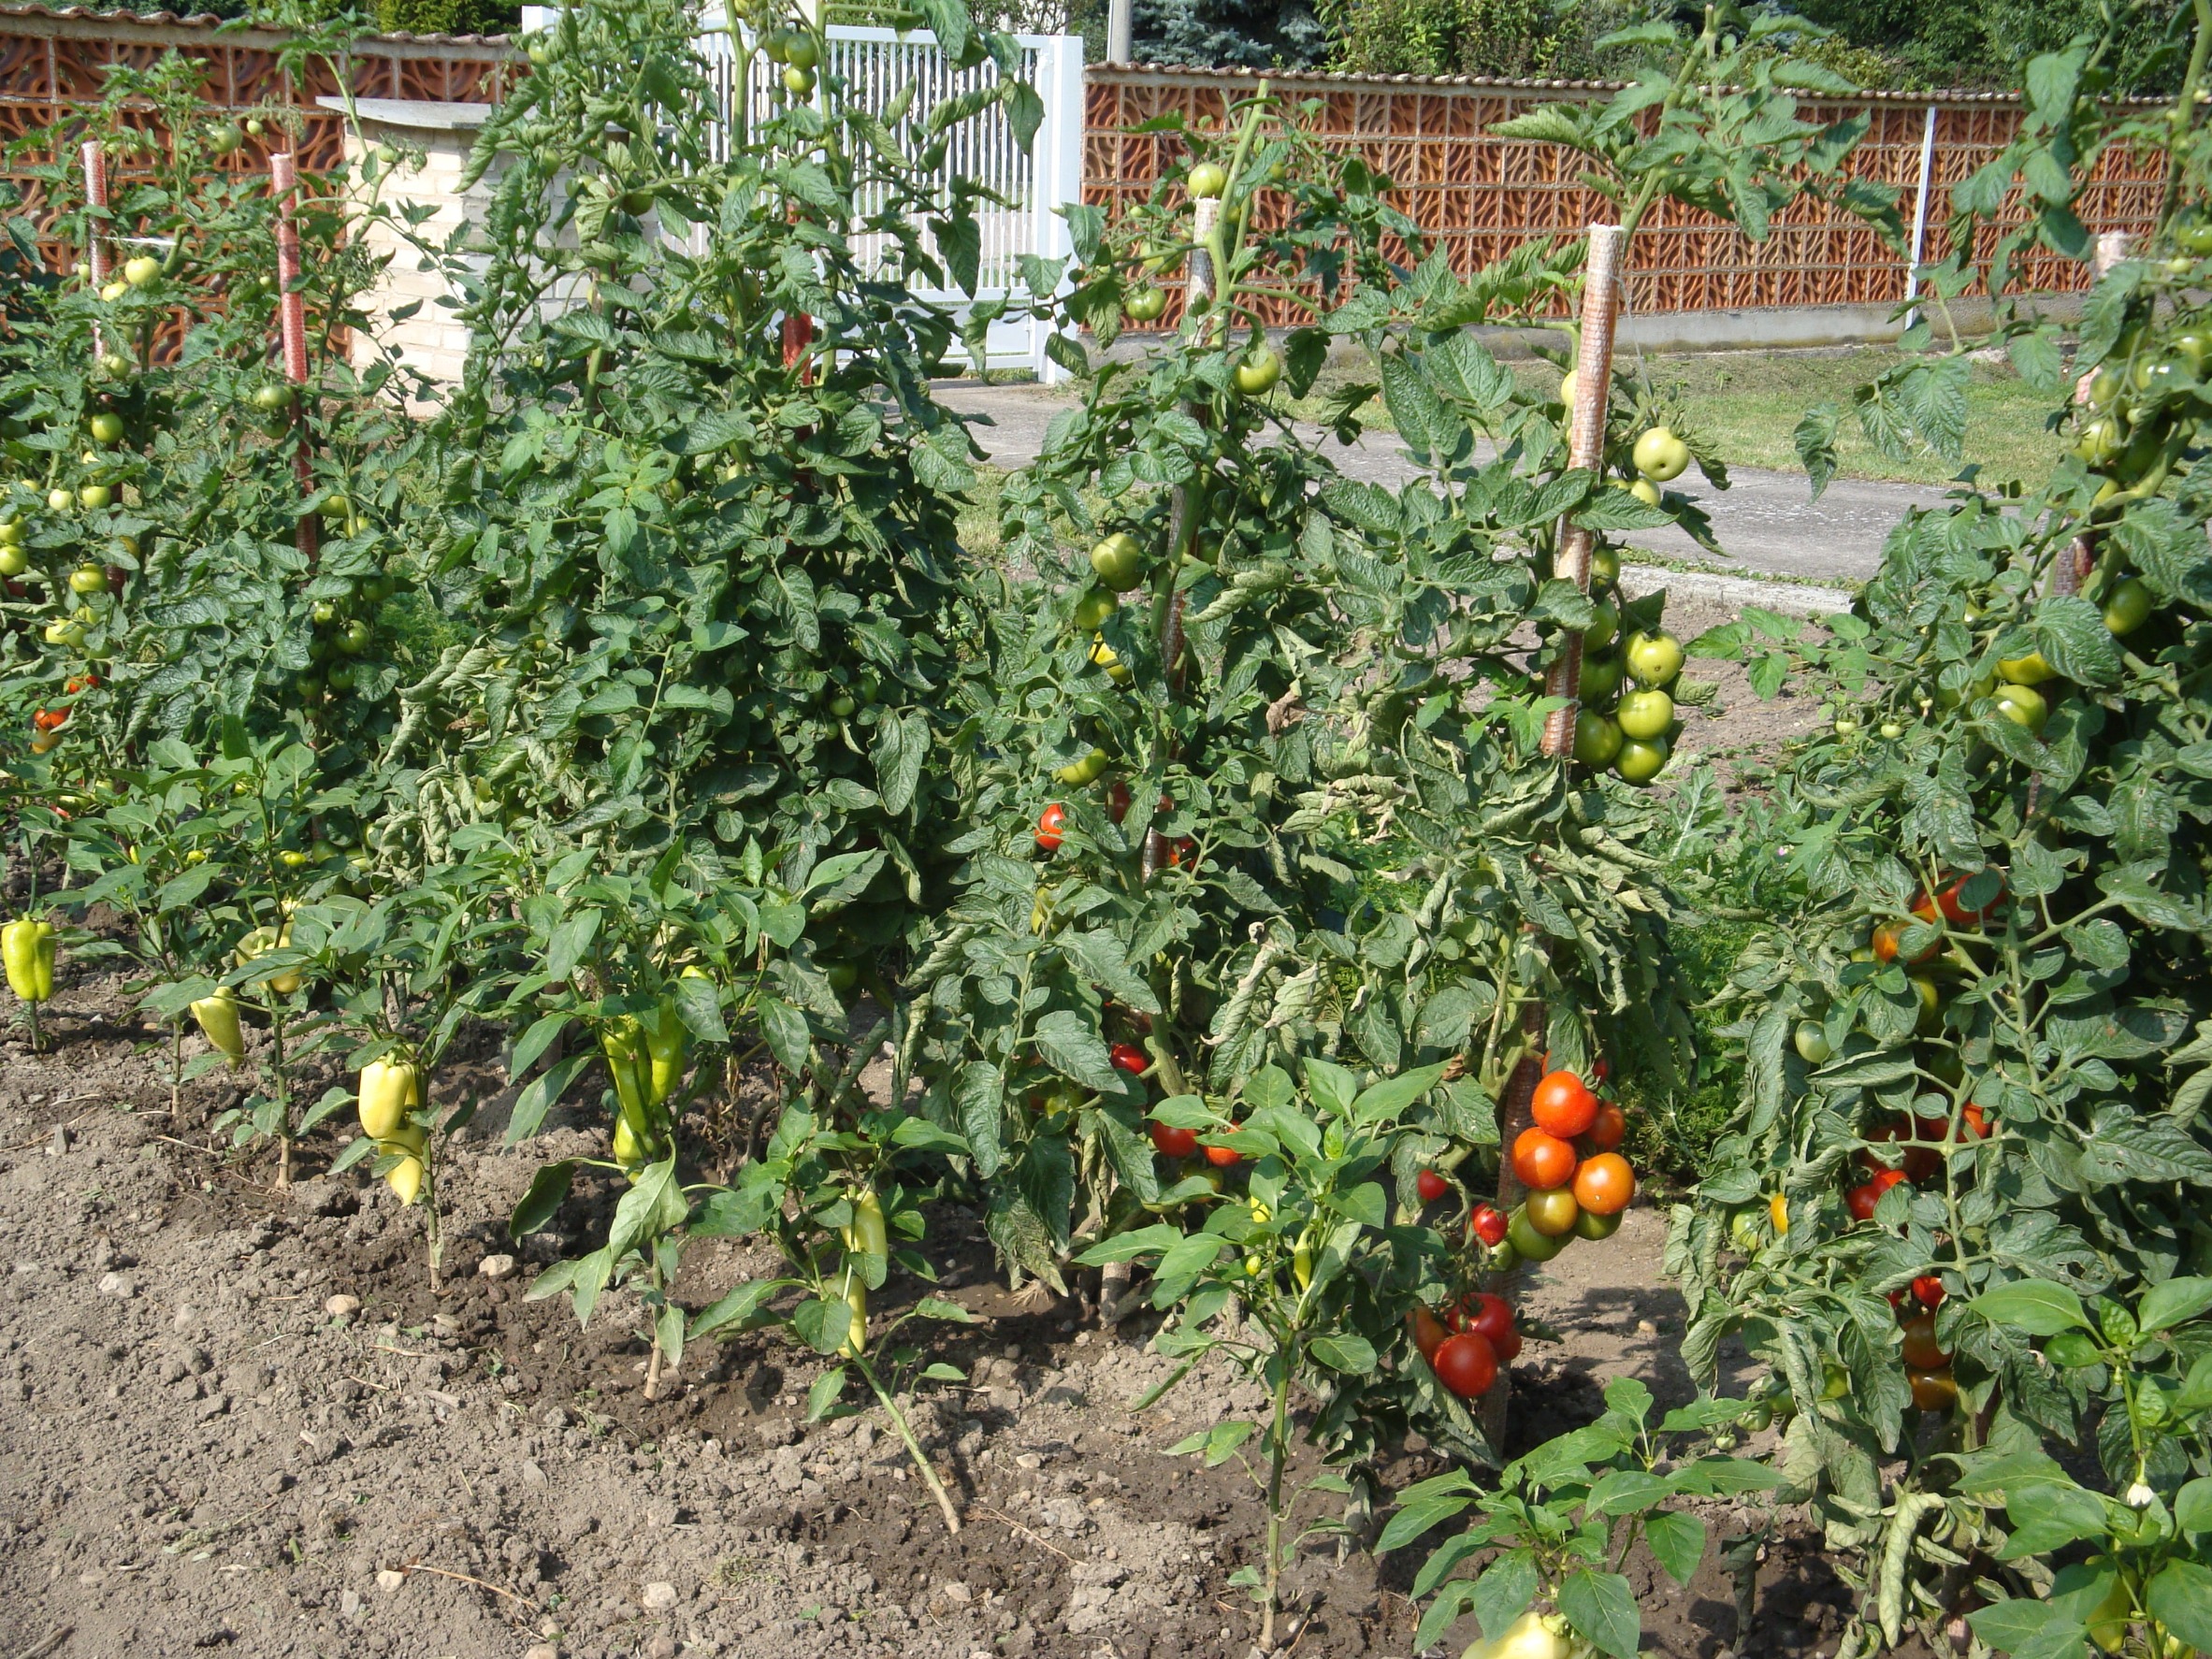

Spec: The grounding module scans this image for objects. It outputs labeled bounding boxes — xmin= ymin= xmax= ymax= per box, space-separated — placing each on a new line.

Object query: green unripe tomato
xmin=829 ymin=692 xmax=858 ymax=718
xmin=1879 ymin=720 xmax=1904 ymax=739
xmin=1793 ymin=1020 xmax=1831 ymax=1064
xmin=1624 ymin=630 xmax=1684 ymax=687
xmin=1579 ymin=652 xmax=1622 ymax=704
xmin=1615 ymin=687 xmax=1674 ymax=742
xmin=1122 ymin=286 xmax=1166 ymax=325
xmin=325 ymin=662 xmax=355 ymax=691
xmin=78 ymin=484 xmax=110 ymax=511
xmin=311 ymin=600 xmax=338 ymax=627
xmin=2102 ymin=576 xmax=2153 ymax=636
xmin=1234 ymin=347 xmax=1281 ymax=397
xmin=1614 ymin=735 xmax=1670 ymax=784
xmin=1589 ymin=544 xmax=1620 ymax=590
xmin=2075 ymin=414 xmax=2125 ymax=466
xmin=782 ymin=65 xmax=816 ymax=95
xmin=1631 ymin=426 xmax=1690 ymax=483
xmin=1090 ymin=532 xmax=1145 ymax=591
xmin=0 ymin=546 xmax=25 ymax=578
xmin=1506 ymin=1206 xmax=1564 ymax=1262
xmin=1073 ymin=589 xmax=1119 ymax=631
xmin=1573 ymin=1205 xmax=1622 ymax=1241
xmin=1187 ymin=162 xmax=1228 ymax=198
xmin=68 ymin=564 xmax=106 ymax=596
xmin=250 ymin=383 xmax=295 ymax=414
xmin=338 ymin=619 xmax=371 ymax=656
xmin=88 ymin=412 xmax=124 ymax=445
xmin=1992 ymin=682 xmax=2048 ymax=734
xmin=784 ymin=33 xmax=819 ymax=68
xmin=1583 ymin=597 xmax=1618 ymax=650
xmin=1572 ymin=710 xmax=1623 ymax=767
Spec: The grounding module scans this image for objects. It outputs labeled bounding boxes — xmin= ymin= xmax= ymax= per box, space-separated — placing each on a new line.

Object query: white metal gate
xmin=694 ymin=17 xmax=1084 ymax=382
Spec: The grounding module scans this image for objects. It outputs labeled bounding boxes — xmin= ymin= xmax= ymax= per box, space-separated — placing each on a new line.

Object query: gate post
xmin=1033 ymin=32 xmax=1086 ymax=385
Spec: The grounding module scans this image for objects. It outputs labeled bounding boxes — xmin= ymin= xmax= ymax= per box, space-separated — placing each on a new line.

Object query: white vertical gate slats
xmin=515 ymin=9 xmax=1081 ymax=380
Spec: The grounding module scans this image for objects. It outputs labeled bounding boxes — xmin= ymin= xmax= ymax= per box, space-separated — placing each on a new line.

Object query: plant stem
xmin=270 ymin=1003 xmax=293 ymax=1186
xmin=1261 ymin=1356 xmax=1294 ymax=1649
xmin=860 ymin=1358 xmax=961 ymax=1534
xmin=644 ymin=1255 xmax=667 ymax=1400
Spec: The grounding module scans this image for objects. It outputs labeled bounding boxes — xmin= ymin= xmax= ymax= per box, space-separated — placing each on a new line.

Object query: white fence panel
xmin=693 ymin=17 xmax=1082 ymax=382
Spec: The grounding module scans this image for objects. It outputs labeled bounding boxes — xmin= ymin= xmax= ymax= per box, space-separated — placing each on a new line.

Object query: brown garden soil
xmin=0 ymin=956 xmax=1890 ymax=1659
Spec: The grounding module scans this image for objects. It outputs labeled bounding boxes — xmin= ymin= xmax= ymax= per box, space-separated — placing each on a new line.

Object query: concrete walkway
xmin=938 ymin=382 xmax=1940 ymax=591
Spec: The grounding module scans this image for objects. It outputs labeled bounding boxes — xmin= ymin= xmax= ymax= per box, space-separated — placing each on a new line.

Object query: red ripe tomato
xmin=1035 ymin=802 xmax=1066 ymax=853
xmin=1492 ymin=1325 xmax=1522 ymax=1363
xmin=1149 ymin=1120 xmax=1197 ymax=1159
xmin=1416 ymin=1168 xmax=1451 ymax=1204
xmin=1468 ymin=1204 xmax=1508 ymax=1247
xmin=1915 ymin=871 xmax=2002 ymax=928
xmin=1459 ymin=1291 xmax=1514 ymax=1348
xmin=1107 ymin=781 xmax=1131 ymax=824
xmin=1901 ymin=1312 xmax=1948 ymax=1369
xmin=1430 ymin=1332 xmax=1497 ymax=1399
xmin=1530 ymin=1070 xmax=1598 ymax=1137
xmin=1586 ymin=1101 xmax=1626 ymax=1152
xmin=1887 ymin=1289 xmax=1906 ymax=1310
xmin=1511 ymin=1127 xmax=1578 ymax=1190
xmin=1592 ymin=1055 xmax=1610 ymax=1083
xmin=1408 ymin=1306 xmax=1449 ymax=1362
xmin=1847 ymin=1168 xmax=1909 ymax=1221
xmin=1205 ymin=1141 xmax=1242 ymax=1168
xmin=1901 ymin=1145 xmax=1942 ymax=1183
xmin=1912 ymin=1275 xmax=1946 ymax=1311
xmin=1109 ymin=1042 xmax=1149 ymax=1075
xmin=1571 ymin=1152 xmax=1636 ymax=1216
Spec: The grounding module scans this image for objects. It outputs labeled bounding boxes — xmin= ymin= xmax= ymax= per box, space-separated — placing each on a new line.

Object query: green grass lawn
xmin=1286 ymin=344 xmax=2060 ymax=487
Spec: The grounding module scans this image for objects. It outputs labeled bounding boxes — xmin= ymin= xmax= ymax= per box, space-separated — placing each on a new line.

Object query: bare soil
xmin=0 ymin=962 xmax=1880 ymax=1659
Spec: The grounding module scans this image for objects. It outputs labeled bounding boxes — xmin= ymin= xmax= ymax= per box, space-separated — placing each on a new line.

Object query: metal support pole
xmin=1904 ymin=104 xmax=1939 ymax=332
xmin=1539 ymin=224 xmax=1627 ymax=759
xmin=271 ymin=151 xmax=318 ymax=565
xmin=1106 ymin=0 xmax=1132 ymax=64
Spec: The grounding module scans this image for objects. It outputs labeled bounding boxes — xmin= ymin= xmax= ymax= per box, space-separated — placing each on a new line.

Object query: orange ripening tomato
xmin=1871 ymin=918 xmax=1937 ymax=965
xmin=1204 ymin=1141 xmax=1242 ymax=1168
xmin=1408 ymin=1306 xmax=1450 ymax=1362
xmin=1915 ymin=871 xmax=2002 ymax=928
xmin=1531 ymin=1069 xmax=1598 ymax=1137
xmin=1511 ymin=1127 xmax=1578 ymax=1190
xmin=1901 ymin=1312 xmax=1948 ymax=1370
xmin=1525 ymin=1186 xmax=1581 ymax=1235
xmin=1962 ymin=1103 xmax=1994 ymax=1139
xmin=1908 ymin=1366 xmax=1958 ymax=1412
xmin=1586 ymin=1101 xmax=1626 ymax=1152
xmin=32 ymin=708 xmax=67 ymax=731
xmin=1572 ymin=1152 xmax=1636 ymax=1216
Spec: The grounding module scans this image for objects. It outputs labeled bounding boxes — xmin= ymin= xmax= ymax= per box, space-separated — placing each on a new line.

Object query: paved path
xmin=938 ymin=382 xmax=1938 ymax=590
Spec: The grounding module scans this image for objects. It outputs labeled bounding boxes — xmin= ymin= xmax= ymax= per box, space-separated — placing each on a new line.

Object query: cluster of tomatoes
xmin=1555 ymin=549 xmax=1686 ymax=788
xmin=1408 ymin=1289 xmax=1520 ymax=1399
xmin=1891 ymin=1277 xmax=1957 ymax=1411
xmin=1493 ymin=1067 xmax=1636 ymax=1265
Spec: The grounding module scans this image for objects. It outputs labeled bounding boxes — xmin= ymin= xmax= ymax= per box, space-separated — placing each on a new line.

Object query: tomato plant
xmin=1676 ymin=9 xmax=2212 ymax=1649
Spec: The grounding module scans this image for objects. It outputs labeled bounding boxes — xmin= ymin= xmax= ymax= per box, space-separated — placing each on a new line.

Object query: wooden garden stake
xmin=81 ymin=140 xmax=109 ymax=366
xmin=1540 ymin=224 xmax=1628 ymax=758
xmin=270 ymin=151 xmax=317 ymax=565
xmin=1484 ymin=224 xmax=1627 ymax=1451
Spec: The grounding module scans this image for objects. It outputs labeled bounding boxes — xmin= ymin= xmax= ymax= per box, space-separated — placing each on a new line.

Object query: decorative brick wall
xmin=1084 ymin=65 xmax=2164 ymax=325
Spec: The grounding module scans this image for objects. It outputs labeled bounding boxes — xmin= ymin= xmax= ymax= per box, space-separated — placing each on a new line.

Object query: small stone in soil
xmin=523 ymin=1648 xmax=560 ymax=1659
xmin=376 ymin=1568 xmax=405 ymax=1592
xmin=478 ymin=1253 xmax=517 ymax=1279
xmin=96 ymin=1272 xmax=135 ymax=1299
xmin=325 ymin=1294 xmax=361 ymax=1319
xmin=640 ymin=1580 xmax=679 ymax=1611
